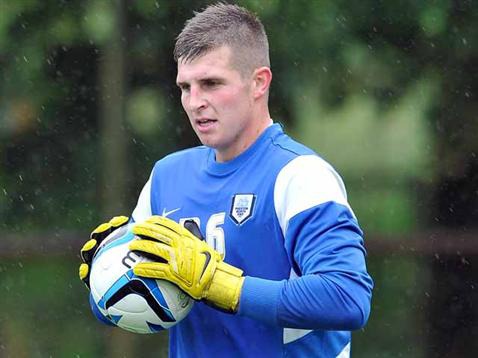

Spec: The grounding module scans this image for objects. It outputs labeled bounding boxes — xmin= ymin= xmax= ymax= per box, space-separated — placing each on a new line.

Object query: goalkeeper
xmin=80 ymin=3 xmax=373 ymax=357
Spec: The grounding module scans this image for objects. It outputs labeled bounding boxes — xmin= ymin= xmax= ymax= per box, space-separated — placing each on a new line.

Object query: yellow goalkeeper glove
xmin=79 ymin=215 xmax=129 ymax=288
xmin=129 ymin=216 xmax=245 ymax=313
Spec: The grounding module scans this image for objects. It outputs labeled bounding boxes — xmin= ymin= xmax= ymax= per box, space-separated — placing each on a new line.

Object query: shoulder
xmin=274 ymin=153 xmax=351 ymax=228
xmin=277 ymin=155 xmax=345 ymax=192
xmin=152 ymin=145 xmax=209 ymax=173
xmin=268 ymin=129 xmax=344 ymax=193
xmin=257 ymin=126 xmax=319 ymax=179
xmin=270 ymin=129 xmax=316 ymax=158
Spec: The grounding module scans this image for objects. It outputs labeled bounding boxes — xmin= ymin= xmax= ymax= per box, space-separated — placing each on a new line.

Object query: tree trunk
xmin=98 ymin=0 xmax=129 ymax=218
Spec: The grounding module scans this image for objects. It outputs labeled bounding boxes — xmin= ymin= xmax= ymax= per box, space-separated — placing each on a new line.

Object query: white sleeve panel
xmin=131 ymin=174 xmax=152 ymax=222
xmin=274 ymin=155 xmax=353 ymax=236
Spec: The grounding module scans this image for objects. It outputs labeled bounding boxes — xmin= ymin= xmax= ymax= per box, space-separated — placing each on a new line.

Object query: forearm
xmin=238 ymin=272 xmax=372 ymax=330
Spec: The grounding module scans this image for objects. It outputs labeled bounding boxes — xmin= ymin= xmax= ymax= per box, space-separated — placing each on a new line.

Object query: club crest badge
xmin=230 ymin=194 xmax=256 ymax=225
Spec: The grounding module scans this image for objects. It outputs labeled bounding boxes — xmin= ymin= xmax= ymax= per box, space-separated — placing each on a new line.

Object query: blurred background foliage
xmin=0 ymin=0 xmax=477 ymax=357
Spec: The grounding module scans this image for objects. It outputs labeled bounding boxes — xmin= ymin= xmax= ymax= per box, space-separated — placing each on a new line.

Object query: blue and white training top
xmin=131 ymin=123 xmax=373 ymax=357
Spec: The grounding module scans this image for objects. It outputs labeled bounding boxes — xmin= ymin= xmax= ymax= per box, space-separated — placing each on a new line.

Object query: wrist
xmin=205 ymin=261 xmax=244 ymax=313
xmin=237 ymin=276 xmax=284 ymax=326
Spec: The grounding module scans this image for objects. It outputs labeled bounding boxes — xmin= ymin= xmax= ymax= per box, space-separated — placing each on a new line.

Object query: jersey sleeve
xmin=238 ymin=155 xmax=373 ymax=330
xmin=131 ymin=170 xmax=153 ymax=223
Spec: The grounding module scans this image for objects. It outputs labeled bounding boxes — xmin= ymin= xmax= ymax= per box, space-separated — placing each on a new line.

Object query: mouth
xmin=195 ymin=118 xmax=218 ymax=131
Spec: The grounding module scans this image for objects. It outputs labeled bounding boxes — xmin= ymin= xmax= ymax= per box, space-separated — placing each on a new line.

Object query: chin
xmin=197 ymin=137 xmax=218 ymax=149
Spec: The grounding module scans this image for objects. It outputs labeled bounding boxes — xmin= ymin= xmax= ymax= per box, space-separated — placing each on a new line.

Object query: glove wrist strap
xmin=205 ymin=262 xmax=244 ymax=313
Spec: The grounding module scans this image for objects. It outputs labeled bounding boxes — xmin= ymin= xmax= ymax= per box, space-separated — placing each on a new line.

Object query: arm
xmin=129 ymin=156 xmax=373 ymax=329
xmin=131 ymin=171 xmax=153 ymax=223
xmin=239 ymin=155 xmax=372 ymax=330
xmin=129 ymin=206 xmax=371 ymax=329
xmin=239 ymin=202 xmax=373 ymax=330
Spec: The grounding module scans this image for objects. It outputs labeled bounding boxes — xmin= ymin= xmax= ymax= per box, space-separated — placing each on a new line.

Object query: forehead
xmin=176 ymin=46 xmax=237 ymax=82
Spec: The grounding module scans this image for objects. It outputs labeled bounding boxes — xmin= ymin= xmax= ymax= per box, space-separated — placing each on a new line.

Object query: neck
xmin=215 ymin=113 xmax=272 ymax=163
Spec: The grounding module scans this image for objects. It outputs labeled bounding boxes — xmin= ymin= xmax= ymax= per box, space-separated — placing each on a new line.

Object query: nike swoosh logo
xmin=161 ymin=207 xmax=181 ymax=217
xmin=199 ymin=251 xmax=211 ymax=280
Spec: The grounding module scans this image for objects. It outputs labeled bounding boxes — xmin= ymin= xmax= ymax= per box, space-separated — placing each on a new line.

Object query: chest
xmin=150 ymin=170 xmax=290 ymax=278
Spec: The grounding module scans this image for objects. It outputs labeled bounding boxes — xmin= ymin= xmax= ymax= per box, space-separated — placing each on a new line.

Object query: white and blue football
xmin=89 ymin=223 xmax=193 ymax=334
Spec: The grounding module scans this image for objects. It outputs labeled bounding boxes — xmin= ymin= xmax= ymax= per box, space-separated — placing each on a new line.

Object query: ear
xmin=252 ymin=67 xmax=272 ymax=100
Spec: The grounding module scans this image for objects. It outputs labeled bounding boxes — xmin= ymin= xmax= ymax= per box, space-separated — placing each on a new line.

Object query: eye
xmin=203 ymin=79 xmax=221 ymax=88
xmin=178 ymin=83 xmax=190 ymax=92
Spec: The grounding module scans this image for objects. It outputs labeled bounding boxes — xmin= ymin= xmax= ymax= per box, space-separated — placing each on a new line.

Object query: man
xmin=80 ymin=3 xmax=373 ymax=357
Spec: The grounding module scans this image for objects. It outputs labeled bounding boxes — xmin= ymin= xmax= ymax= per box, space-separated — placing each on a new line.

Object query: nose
xmin=187 ymin=85 xmax=207 ymax=113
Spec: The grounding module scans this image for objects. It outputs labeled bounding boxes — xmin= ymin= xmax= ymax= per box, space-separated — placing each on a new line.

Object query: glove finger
xmin=79 ymin=263 xmax=90 ymax=288
xmin=80 ymin=239 xmax=98 ymax=263
xmin=133 ymin=262 xmax=171 ymax=280
xmin=146 ymin=216 xmax=192 ymax=237
xmin=90 ymin=216 xmax=129 ymax=241
xmin=183 ymin=220 xmax=205 ymax=241
xmin=129 ymin=240 xmax=173 ymax=263
xmin=133 ymin=222 xmax=180 ymax=244
xmin=79 ymin=263 xmax=89 ymax=280
xmin=109 ymin=215 xmax=129 ymax=228
xmin=90 ymin=222 xmax=113 ymax=240
xmin=133 ymin=262 xmax=196 ymax=298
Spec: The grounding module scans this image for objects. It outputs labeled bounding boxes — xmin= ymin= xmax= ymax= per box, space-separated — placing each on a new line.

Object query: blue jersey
xmin=131 ymin=123 xmax=373 ymax=357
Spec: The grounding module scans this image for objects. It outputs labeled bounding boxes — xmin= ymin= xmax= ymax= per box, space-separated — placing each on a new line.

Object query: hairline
xmin=177 ymin=44 xmax=266 ymax=78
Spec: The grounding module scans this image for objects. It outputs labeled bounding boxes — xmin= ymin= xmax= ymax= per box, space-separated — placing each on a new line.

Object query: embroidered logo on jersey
xmin=230 ymin=194 xmax=256 ymax=225
xmin=162 ymin=207 xmax=181 ymax=218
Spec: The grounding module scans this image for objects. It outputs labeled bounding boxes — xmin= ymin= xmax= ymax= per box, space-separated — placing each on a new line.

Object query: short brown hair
xmin=174 ymin=3 xmax=270 ymax=75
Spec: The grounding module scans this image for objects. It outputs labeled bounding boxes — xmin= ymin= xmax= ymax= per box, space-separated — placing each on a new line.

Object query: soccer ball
xmin=89 ymin=223 xmax=193 ymax=334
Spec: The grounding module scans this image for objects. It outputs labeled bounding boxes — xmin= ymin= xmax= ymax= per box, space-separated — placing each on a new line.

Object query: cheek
xmin=217 ymin=89 xmax=248 ymax=111
xmin=215 ymin=91 xmax=236 ymax=107
xmin=181 ymin=95 xmax=191 ymax=114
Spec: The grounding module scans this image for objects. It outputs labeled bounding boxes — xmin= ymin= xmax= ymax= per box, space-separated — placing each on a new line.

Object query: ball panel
xmin=89 ymin=223 xmax=194 ymax=334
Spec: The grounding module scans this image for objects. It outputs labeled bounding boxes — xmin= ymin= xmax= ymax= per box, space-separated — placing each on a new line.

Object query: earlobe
xmin=253 ymin=67 xmax=272 ymax=99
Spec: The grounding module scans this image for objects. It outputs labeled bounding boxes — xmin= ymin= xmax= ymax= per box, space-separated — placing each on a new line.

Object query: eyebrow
xmin=177 ymin=76 xmax=224 ymax=87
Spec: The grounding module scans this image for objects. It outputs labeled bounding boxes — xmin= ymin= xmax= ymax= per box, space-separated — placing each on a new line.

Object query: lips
xmin=196 ymin=118 xmax=217 ymax=125
xmin=195 ymin=118 xmax=218 ymax=132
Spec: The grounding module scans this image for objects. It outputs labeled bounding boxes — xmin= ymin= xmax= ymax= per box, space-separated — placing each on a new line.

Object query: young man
xmin=80 ymin=3 xmax=373 ymax=357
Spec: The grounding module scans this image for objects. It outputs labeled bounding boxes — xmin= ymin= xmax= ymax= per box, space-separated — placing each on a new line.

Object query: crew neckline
xmin=205 ymin=123 xmax=283 ymax=176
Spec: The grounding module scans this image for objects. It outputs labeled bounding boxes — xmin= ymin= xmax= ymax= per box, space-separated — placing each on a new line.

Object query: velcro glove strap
xmin=205 ymin=261 xmax=245 ymax=312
